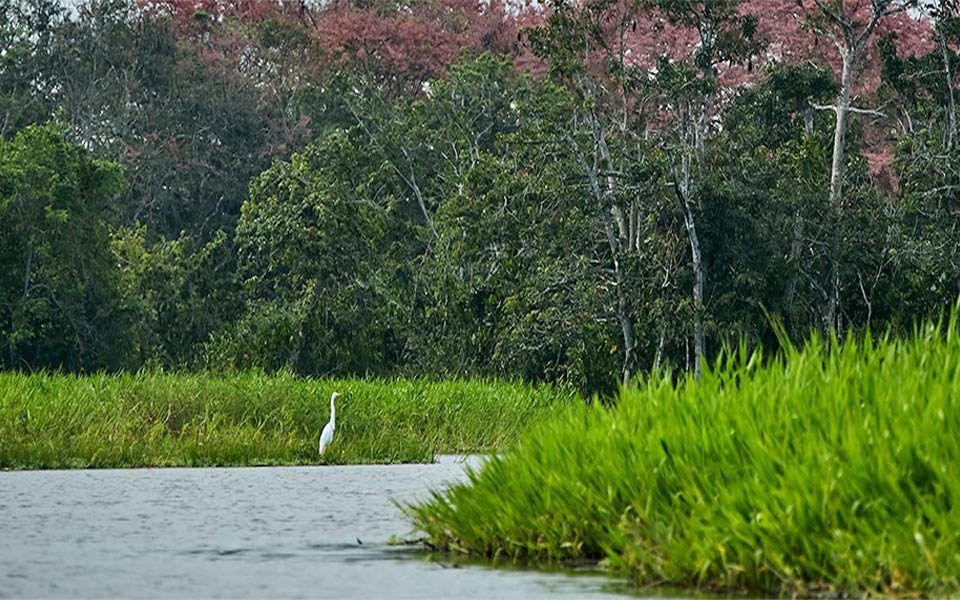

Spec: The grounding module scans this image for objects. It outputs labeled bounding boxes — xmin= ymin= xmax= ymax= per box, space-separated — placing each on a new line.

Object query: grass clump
xmin=0 ymin=372 xmax=577 ymax=469
xmin=407 ymin=318 xmax=960 ymax=597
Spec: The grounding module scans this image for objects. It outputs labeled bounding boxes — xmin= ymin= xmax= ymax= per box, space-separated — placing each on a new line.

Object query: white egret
xmin=318 ymin=391 xmax=339 ymax=455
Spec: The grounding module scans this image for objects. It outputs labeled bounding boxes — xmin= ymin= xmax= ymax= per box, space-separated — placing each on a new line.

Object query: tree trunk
xmin=653 ymin=259 xmax=672 ymax=372
xmin=596 ymin=118 xmax=629 ymax=240
xmin=824 ymin=49 xmax=855 ymax=334
xmin=940 ymin=25 xmax=957 ymax=153
xmin=409 ymin=172 xmax=439 ymax=240
xmin=784 ymin=209 xmax=803 ymax=309
xmin=618 ymin=295 xmax=634 ymax=387
xmin=784 ymin=106 xmax=814 ymax=315
xmin=669 ymin=151 xmax=705 ymax=379
xmin=23 ymin=247 xmax=34 ymax=298
xmin=654 ymin=327 xmax=666 ymax=372
xmin=684 ymin=201 xmax=706 ymax=380
xmin=590 ymin=118 xmax=635 ymax=385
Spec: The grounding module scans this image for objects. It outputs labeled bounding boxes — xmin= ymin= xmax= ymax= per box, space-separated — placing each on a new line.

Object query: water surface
xmin=1 ymin=457 xmax=640 ymax=598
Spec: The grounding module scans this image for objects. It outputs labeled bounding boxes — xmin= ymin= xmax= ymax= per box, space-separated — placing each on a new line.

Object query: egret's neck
xmin=330 ymin=396 xmax=336 ymax=427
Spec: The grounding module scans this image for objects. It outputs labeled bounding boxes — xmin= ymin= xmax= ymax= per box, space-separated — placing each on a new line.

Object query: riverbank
xmin=408 ymin=319 xmax=960 ymax=597
xmin=0 ymin=373 xmax=578 ymax=469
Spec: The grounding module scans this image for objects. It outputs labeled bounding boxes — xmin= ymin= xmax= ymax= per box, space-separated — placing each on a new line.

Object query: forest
xmin=2 ymin=0 xmax=957 ymax=394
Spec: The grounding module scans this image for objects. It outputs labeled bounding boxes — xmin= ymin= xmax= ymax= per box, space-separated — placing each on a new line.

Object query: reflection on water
xmin=0 ymin=456 xmax=644 ymax=598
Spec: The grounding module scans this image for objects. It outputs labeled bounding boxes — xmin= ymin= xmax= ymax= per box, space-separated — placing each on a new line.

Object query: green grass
xmin=407 ymin=317 xmax=960 ymax=597
xmin=0 ymin=372 xmax=578 ymax=469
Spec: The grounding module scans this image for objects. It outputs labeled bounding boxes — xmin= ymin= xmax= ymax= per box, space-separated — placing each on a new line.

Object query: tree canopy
xmin=0 ymin=0 xmax=955 ymax=393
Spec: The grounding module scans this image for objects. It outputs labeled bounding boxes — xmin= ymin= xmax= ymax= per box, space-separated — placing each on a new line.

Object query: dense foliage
xmin=1 ymin=0 xmax=958 ymax=393
xmin=408 ymin=312 xmax=960 ymax=596
xmin=0 ymin=123 xmax=127 ymax=369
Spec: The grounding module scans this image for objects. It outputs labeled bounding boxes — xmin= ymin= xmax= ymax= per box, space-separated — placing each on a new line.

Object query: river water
xmin=0 ymin=456 xmax=642 ymax=598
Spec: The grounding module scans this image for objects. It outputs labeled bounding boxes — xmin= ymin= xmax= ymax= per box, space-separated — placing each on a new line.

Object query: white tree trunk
xmin=824 ymin=49 xmax=855 ymax=334
xmin=669 ymin=148 xmax=705 ymax=379
xmin=683 ymin=199 xmax=706 ymax=380
xmin=940 ymin=26 xmax=957 ymax=153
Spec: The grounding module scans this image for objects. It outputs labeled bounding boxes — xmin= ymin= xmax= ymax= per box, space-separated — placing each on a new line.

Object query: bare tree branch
xmin=810 ymin=102 xmax=886 ymax=117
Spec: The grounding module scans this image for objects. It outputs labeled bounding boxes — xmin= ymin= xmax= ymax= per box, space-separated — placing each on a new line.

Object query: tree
xmin=45 ymin=0 xmax=290 ymax=240
xmin=314 ymin=0 xmax=521 ymax=92
xmin=801 ymin=0 xmax=922 ymax=332
xmin=217 ymin=131 xmax=398 ymax=376
xmin=0 ymin=0 xmax=62 ymax=137
xmin=883 ymin=0 xmax=960 ymax=320
xmin=111 ymin=228 xmax=240 ymax=368
xmin=0 ymin=123 xmax=128 ymax=370
xmin=412 ymin=58 xmax=622 ymax=390
xmin=523 ymin=0 xmax=653 ymax=384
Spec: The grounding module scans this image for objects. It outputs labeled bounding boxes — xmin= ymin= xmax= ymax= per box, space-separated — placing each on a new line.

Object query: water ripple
xmin=0 ymin=462 xmax=639 ymax=599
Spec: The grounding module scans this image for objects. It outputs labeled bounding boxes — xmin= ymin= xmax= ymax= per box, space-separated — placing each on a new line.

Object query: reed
xmin=0 ymin=372 xmax=577 ymax=469
xmin=408 ymin=317 xmax=960 ymax=596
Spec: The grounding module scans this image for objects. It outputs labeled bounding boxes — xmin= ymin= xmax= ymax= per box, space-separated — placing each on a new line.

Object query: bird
xmin=319 ymin=391 xmax=339 ymax=455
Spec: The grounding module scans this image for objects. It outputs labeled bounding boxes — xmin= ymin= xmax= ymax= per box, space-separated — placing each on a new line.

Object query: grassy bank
xmin=0 ymin=373 xmax=578 ymax=469
xmin=407 ymin=319 xmax=960 ymax=596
